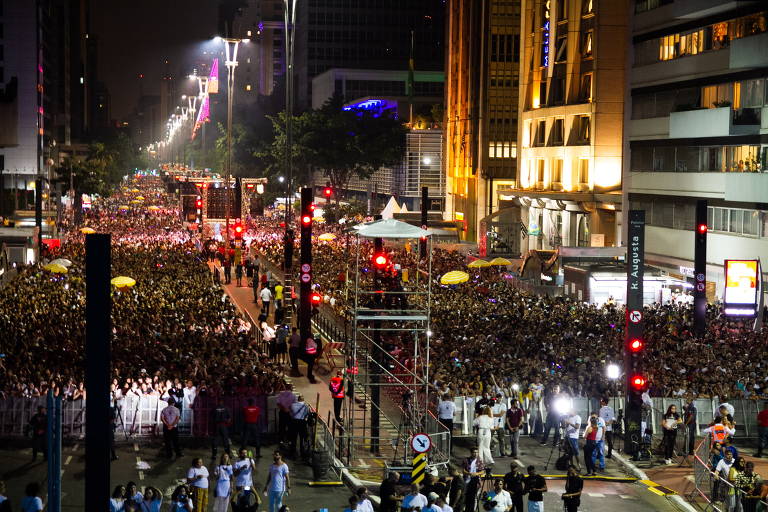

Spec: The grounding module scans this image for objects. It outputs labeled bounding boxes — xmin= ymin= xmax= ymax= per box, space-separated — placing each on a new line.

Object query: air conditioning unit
xmin=535 ymin=181 xmax=545 ymax=190
xmin=551 ymin=182 xmax=563 ymax=191
xmin=576 ymin=183 xmax=590 ymax=192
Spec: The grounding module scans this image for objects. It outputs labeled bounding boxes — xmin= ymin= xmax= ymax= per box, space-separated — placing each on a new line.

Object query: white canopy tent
xmin=353 ymin=218 xmax=430 ymax=239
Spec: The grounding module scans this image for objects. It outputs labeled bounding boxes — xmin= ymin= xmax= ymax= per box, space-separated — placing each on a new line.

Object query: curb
xmin=612 ymin=452 xmax=699 ymax=512
xmin=333 ymin=455 xmax=382 ymax=508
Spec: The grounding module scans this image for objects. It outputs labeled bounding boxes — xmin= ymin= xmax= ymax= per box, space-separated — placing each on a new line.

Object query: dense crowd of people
xmin=0 ymin=176 xmax=288 ymax=401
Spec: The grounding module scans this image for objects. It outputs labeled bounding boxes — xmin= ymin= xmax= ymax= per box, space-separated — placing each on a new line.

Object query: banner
xmin=724 ymin=259 xmax=760 ymax=316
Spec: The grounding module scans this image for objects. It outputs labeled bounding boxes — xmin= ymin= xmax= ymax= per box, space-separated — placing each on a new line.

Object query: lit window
xmin=581 ymin=30 xmax=593 ymax=58
xmin=246 ymin=84 xmax=252 ymax=91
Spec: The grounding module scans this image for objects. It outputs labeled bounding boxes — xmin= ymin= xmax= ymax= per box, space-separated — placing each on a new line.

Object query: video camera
xmin=480 ymin=492 xmax=498 ymax=511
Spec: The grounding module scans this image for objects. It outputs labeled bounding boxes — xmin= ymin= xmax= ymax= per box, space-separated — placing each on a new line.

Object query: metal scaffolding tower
xmin=339 ymin=219 xmax=449 ymax=474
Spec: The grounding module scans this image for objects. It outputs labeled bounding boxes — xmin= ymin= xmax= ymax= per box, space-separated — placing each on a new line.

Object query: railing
xmin=691 ymin=434 xmax=768 ymax=511
xmin=0 ymin=394 xmax=275 ymax=440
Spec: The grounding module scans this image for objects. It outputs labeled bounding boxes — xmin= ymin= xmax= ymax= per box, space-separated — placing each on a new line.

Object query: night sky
xmin=91 ymin=0 xmax=220 ymax=120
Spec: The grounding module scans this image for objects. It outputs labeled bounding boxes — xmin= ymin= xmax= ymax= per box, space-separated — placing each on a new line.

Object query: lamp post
xmin=283 ymin=0 xmax=298 ymax=228
xmin=221 ymin=37 xmax=247 ymax=249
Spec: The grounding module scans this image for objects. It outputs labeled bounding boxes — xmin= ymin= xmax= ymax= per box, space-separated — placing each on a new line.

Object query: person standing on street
xmin=756 ymin=401 xmax=768 ymax=457
xmin=598 ymin=398 xmax=616 ymax=459
xmin=263 ymin=452 xmax=290 ymax=512
xmin=661 ymin=404 xmax=682 ymax=464
xmin=223 ymin=258 xmax=232 ymax=285
xmin=241 ymin=398 xmax=262 ymax=457
xmin=683 ymin=396 xmax=698 ymax=456
xmin=22 ymin=482 xmax=44 ymax=512
xmin=28 ymin=406 xmax=47 ymax=461
xmin=275 ymin=283 xmax=284 ymax=310
xmin=235 ymin=261 xmax=243 ymax=287
xmin=329 ymin=371 xmax=345 ymax=424
xmin=234 ymin=448 xmax=256 ymax=491
xmin=252 ymin=271 xmax=260 ymax=303
xmin=288 ymin=328 xmax=302 ymax=377
xmin=379 ymin=471 xmax=403 ymax=512
xmin=161 ymin=398 xmax=183 ymax=459
xmin=485 ymin=479 xmax=512 ymax=512
xmin=503 ymin=464 xmax=525 ymax=512
xmin=505 ymin=399 xmax=524 ymax=459
xmin=213 ymin=453 xmax=234 ymax=512
xmin=438 ymin=394 xmax=456 ymax=447
xmin=289 ymin=395 xmax=310 ymax=459
xmin=210 ymin=398 xmax=232 ymax=460
xmin=473 ymin=407 xmax=495 ymax=465
xmin=260 ymin=285 xmax=273 ymax=315
xmin=186 ymin=457 xmax=210 ymax=512
xmin=561 ymin=466 xmax=584 ymax=512
xmin=462 ymin=447 xmax=485 ymax=512
xmin=304 ymin=335 xmax=319 ymax=384
xmin=491 ymin=394 xmax=508 ymax=458
xmin=523 ymin=465 xmax=547 ymax=512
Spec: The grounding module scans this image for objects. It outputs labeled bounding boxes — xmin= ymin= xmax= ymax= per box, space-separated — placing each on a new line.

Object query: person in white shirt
xmin=491 ymin=395 xmax=508 ymax=458
xmin=234 ymin=448 xmax=256 ymax=490
xmin=400 ymin=483 xmax=428 ymax=512
xmin=598 ymin=398 xmax=616 ymax=458
xmin=437 ymin=394 xmax=456 ymax=441
xmin=564 ymin=410 xmax=582 ymax=468
xmin=260 ymin=286 xmax=273 ymax=315
xmin=213 ymin=453 xmax=234 ymax=512
xmin=473 ymin=406 xmax=496 ymax=465
xmin=425 ymin=492 xmax=443 ymax=512
xmin=436 ymin=496 xmax=453 ymax=512
xmin=186 ymin=457 xmax=210 ymax=511
xmin=161 ymin=399 xmax=182 ymax=459
xmin=355 ymin=487 xmax=375 ymax=512
xmin=485 ymin=479 xmax=513 ymax=512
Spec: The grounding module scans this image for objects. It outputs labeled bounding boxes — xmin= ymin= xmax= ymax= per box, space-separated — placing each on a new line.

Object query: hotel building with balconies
xmin=625 ymin=0 xmax=768 ymax=298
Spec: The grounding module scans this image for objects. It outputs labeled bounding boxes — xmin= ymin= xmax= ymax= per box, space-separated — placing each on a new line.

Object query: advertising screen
xmin=724 ymin=259 xmax=759 ymax=309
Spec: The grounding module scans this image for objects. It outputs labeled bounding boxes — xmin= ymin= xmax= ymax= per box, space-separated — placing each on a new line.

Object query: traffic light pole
xmin=625 ymin=210 xmax=645 ymax=459
xmin=299 ymin=187 xmax=313 ymax=346
xmin=420 ymin=187 xmax=428 ymax=257
xmin=693 ymin=200 xmax=708 ymax=335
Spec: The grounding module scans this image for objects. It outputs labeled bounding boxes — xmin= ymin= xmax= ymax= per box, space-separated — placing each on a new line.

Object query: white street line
xmin=73 ymin=443 xmax=79 ymax=451
xmin=64 ymin=455 xmax=72 ymax=466
xmin=134 ymin=443 xmax=139 ymax=452
xmin=139 ymin=471 xmax=145 ymax=480
xmin=60 ymin=469 xmax=65 ymax=477
xmin=588 ymin=493 xmax=605 ymax=498
xmin=514 ymin=459 xmax=524 ymax=467
xmin=619 ymin=495 xmax=637 ymax=499
xmin=136 ymin=456 xmax=141 ymax=464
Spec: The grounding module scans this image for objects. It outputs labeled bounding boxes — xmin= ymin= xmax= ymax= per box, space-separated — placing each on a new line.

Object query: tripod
xmin=474 ymin=473 xmax=497 ymax=512
xmin=544 ymin=423 xmax=567 ymax=471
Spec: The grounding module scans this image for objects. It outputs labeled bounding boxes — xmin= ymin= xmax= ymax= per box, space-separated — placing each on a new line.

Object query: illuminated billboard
xmin=208 ymin=58 xmax=219 ymax=94
xmin=724 ymin=259 xmax=761 ymax=316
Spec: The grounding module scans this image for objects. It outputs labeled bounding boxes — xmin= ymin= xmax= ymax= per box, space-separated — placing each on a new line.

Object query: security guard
xmin=289 ymin=394 xmax=310 ymax=458
xmin=329 ymin=371 xmax=345 ymax=424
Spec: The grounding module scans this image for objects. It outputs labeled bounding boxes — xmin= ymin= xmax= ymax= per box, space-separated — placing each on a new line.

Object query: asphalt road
xmin=0 ymin=438 xmax=352 ymax=511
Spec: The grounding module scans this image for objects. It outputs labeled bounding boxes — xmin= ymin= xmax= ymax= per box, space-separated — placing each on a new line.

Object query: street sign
xmin=301 ymin=263 xmax=311 ymax=273
xmin=629 ymin=310 xmax=642 ymax=323
xmin=696 ymin=282 xmax=705 ymax=292
xmin=411 ymin=433 xmax=432 ymax=453
xmin=412 ymin=451 xmax=427 ymax=485
xmin=696 ymin=273 xmax=705 ymax=282
xmin=300 ymin=273 xmax=311 ymax=283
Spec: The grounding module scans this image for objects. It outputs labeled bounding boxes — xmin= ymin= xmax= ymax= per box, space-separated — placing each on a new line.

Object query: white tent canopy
xmin=354 ymin=218 xmax=430 ymax=239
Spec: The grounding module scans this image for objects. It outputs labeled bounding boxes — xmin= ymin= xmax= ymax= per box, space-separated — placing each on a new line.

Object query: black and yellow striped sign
xmin=412 ymin=452 xmax=427 ymax=485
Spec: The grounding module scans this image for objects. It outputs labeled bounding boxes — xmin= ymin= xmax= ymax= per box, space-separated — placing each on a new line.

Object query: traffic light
xmin=629 ymin=338 xmax=643 ymax=352
xmin=299 ymin=187 xmax=314 ymax=345
xmin=302 ymin=214 xmax=312 ymax=226
xmin=195 ymin=195 xmax=203 ymax=224
xmin=630 ymin=375 xmax=647 ymax=392
xmin=234 ymin=223 xmax=244 ymax=240
xmin=697 ymin=223 xmax=707 ymax=234
xmin=323 ymin=186 xmax=332 ymax=199
xmin=693 ymin=200 xmax=707 ymax=335
xmin=373 ymin=253 xmax=389 ymax=269
xmin=195 ymin=198 xmax=202 ymax=209
xmin=310 ymin=291 xmax=322 ymax=306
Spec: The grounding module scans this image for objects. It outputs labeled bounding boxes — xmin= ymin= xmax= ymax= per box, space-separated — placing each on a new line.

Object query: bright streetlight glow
xmin=278 ymin=176 xmax=285 ymax=183
xmin=422 ymin=156 xmax=432 ymax=165
xmin=606 ymin=363 xmax=620 ymax=380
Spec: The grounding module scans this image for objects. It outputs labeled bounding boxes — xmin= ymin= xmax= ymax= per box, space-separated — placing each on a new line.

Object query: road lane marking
xmin=588 ymin=493 xmax=605 ymax=497
xmin=64 ymin=455 xmax=72 ymax=465
xmin=620 ymin=495 xmax=637 ymax=499
xmin=134 ymin=443 xmax=139 ymax=452
xmin=514 ymin=459 xmax=524 ymax=467
xmin=73 ymin=443 xmax=79 ymax=451
xmin=139 ymin=471 xmax=145 ymax=480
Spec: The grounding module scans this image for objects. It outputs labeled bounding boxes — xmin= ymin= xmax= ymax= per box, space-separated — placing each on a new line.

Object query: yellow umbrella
xmin=111 ymin=276 xmax=136 ymax=288
xmin=118 ymin=205 xmax=130 ymax=210
xmin=488 ymin=257 xmax=512 ymax=266
xmin=440 ymin=270 xmax=469 ymax=285
xmin=467 ymin=259 xmax=490 ymax=268
xmin=318 ymin=233 xmax=337 ymax=241
xmin=131 ymin=188 xmax=140 ymax=193
xmin=147 ymin=205 xmax=160 ymax=211
xmin=43 ymin=263 xmax=68 ymax=274
xmin=80 ymin=227 xmax=96 ymax=234
xmin=130 ymin=199 xmax=141 ymax=204
xmin=135 ymin=196 xmax=145 ymax=201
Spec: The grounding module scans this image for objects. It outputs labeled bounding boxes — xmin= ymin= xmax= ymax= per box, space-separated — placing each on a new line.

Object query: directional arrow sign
xmin=629 ymin=310 xmax=642 ymax=323
xmin=411 ymin=432 xmax=432 ymax=453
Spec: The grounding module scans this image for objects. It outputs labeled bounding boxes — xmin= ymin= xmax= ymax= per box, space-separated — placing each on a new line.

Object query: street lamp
xmin=606 ymin=363 xmax=620 ymax=380
xmin=220 ymin=36 xmax=248 ymax=249
xmin=283 ymin=0 xmax=299 ymax=229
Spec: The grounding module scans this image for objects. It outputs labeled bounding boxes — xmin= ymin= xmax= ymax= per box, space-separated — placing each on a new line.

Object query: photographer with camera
xmin=483 ymin=479 xmax=512 ymax=512
xmin=561 ymin=466 xmax=583 ymax=512
xmin=462 ymin=447 xmax=485 ymax=512
xmin=401 ymin=483 xmax=428 ymax=512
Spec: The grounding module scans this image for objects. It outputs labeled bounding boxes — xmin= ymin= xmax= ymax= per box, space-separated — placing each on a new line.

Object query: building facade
xmin=445 ymin=0 xmax=522 ymax=246
xmin=295 ymin=0 xmax=445 ymax=110
xmin=625 ymin=0 xmax=768 ymax=299
xmin=491 ymin=0 xmax=627 ymax=258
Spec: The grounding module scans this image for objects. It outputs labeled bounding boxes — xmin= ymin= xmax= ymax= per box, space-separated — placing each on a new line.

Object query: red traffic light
xmin=234 ymin=224 xmax=244 ymax=234
xmin=373 ymin=253 xmax=389 ymax=268
xmin=323 ymin=187 xmax=332 ymax=197
xmin=302 ymin=215 xmax=312 ymax=225
xmin=196 ymin=199 xmax=202 ymax=208
xmin=629 ymin=338 xmax=644 ymax=352
xmin=698 ymin=223 xmax=708 ymax=234
xmin=310 ymin=292 xmax=322 ymax=305
xmin=630 ymin=375 xmax=646 ymax=390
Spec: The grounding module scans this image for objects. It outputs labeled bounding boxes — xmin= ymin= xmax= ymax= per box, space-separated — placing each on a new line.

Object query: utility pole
xmin=693 ymin=200 xmax=708 ymax=335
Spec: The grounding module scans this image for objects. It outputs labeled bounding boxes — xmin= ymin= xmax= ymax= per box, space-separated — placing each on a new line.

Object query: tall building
xmin=444 ymin=0 xmax=523 ymax=246
xmin=0 ymin=0 xmax=92 ymax=198
xmin=295 ymin=0 xmax=445 ymax=110
xmin=231 ymin=0 xmax=285 ymax=98
xmin=495 ymin=0 xmax=628 ymax=256
xmin=625 ymin=1 xmax=768 ymax=299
